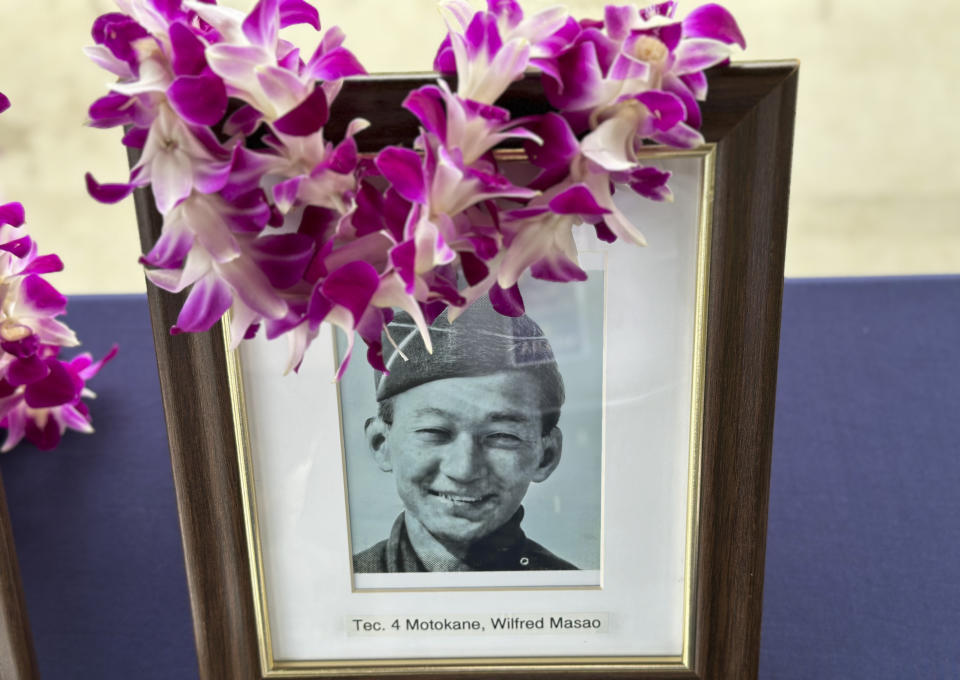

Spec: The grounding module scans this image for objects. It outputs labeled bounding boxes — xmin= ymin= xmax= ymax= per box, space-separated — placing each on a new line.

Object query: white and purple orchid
xmin=85 ymin=0 xmax=743 ymax=376
xmin=542 ymin=2 xmax=745 ymax=147
xmin=0 ymin=92 xmax=117 ymax=453
xmin=435 ymin=0 xmax=576 ymax=105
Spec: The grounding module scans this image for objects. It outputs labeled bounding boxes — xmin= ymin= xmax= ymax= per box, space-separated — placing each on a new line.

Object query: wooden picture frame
xmin=131 ymin=61 xmax=799 ymax=679
xmin=0 ymin=471 xmax=40 ymax=680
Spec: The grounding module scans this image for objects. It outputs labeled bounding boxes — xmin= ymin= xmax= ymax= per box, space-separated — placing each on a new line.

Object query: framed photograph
xmin=0 ymin=472 xmax=40 ymax=680
xmin=132 ymin=62 xmax=798 ymax=679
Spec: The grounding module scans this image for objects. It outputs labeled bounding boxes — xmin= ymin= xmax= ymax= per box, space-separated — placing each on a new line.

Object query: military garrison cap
xmin=375 ymin=296 xmax=564 ymax=404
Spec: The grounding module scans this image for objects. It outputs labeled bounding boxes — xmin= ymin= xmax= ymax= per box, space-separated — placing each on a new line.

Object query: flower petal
xmin=683 ymin=4 xmax=746 ymax=49
xmin=22 ymin=274 xmax=67 ymax=314
xmin=139 ymin=218 xmax=194 ymax=269
xmin=681 ymin=70 xmax=708 ymax=100
xmin=171 ymin=274 xmax=233 ymax=334
xmin=375 ymin=147 xmax=426 ymax=204
xmin=88 ymin=92 xmax=138 ymax=129
xmin=542 ymin=39 xmax=604 ymax=110
xmin=279 ymin=0 xmax=320 ymax=30
xmin=548 ymin=183 xmax=611 ymax=216
xmin=145 ymin=247 xmax=211 ymax=294
xmin=610 ymin=52 xmax=652 ymax=81
xmin=242 ymin=0 xmax=280 ymax=48
xmin=0 ymin=236 xmax=32 ymax=258
xmin=82 ymin=45 xmax=134 ymax=79
xmin=489 ymin=0 xmax=524 ymax=28
xmin=58 ymin=404 xmax=94 ymax=434
xmin=594 ymin=220 xmax=617 ymax=243
xmin=216 ymin=255 xmax=288 ymax=318
xmin=250 ymin=233 xmax=315 ymax=289
xmin=121 ymin=127 xmax=149 ymax=148
xmin=580 ymin=113 xmax=640 ymax=171
xmin=85 ymin=173 xmax=136 ymax=204
xmin=629 ymin=166 xmax=673 ymax=201
xmin=531 ymin=253 xmax=588 ymax=282
xmin=663 ymin=73 xmax=702 ymax=128
xmin=472 ymin=38 xmax=530 ymax=103
xmin=24 ymin=359 xmax=82 ymax=408
xmin=149 ymin=150 xmax=195 ymax=214
xmin=31 ymin=318 xmax=79 ymax=348
xmin=1 ymin=408 xmax=26 ymax=453
xmin=223 ymin=105 xmax=263 ymax=137
xmin=7 ymin=356 xmax=51 ymax=386
xmin=257 ymin=66 xmax=310 ymax=116
xmin=464 ymin=11 xmax=503 ymax=59
xmin=652 ymin=121 xmax=705 ymax=148
xmin=169 ymin=21 xmax=207 ymax=76
xmin=24 ymin=416 xmax=62 ymax=451
xmin=371 ymin=274 xmax=433 ymax=355
xmin=433 ymin=35 xmax=456 ymax=73
xmin=307 ymin=46 xmax=367 ymax=81
xmin=0 ymin=202 xmax=25 ymax=227
xmin=498 ymin=220 xmax=554 ymax=289
xmin=523 ymin=112 xmax=578 ymax=171
xmin=673 ymin=38 xmax=735 ymax=75
xmin=1 ymin=334 xmax=38 ymax=359
xmin=76 ymin=344 xmax=119 ymax=381
xmin=272 ymin=84 xmax=329 ymax=136
xmin=636 ymin=90 xmax=687 ymax=132
xmin=321 ymin=260 xmax=380 ymax=324
xmin=403 ymin=85 xmax=447 ymax=143
xmin=22 ymin=254 xmax=65 ymax=275
xmin=604 ymin=5 xmax=636 ymax=41
xmin=167 ymin=73 xmax=229 ymax=127
xmin=489 ymin=282 xmax=525 ymax=317
xmin=389 ymin=239 xmax=417 ymax=294
xmin=182 ymin=196 xmax=242 ymax=263
xmin=206 ymin=43 xmax=271 ymax=83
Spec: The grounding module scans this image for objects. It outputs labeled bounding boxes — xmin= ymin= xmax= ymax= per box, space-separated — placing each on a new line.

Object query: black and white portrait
xmin=339 ymin=275 xmax=605 ymax=586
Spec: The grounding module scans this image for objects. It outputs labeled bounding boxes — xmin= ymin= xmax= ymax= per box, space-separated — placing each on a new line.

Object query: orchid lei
xmin=0 ymin=93 xmax=117 ymax=452
xmin=85 ymin=0 xmax=744 ymax=376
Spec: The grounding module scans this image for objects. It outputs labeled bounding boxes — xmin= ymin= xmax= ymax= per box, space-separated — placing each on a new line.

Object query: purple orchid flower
xmin=0 ymin=225 xmax=78 ymax=349
xmin=82 ymin=1 xmax=743 ymax=378
xmin=543 ymin=2 xmax=744 ymax=146
xmin=437 ymin=0 xmax=572 ymax=104
xmin=88 ymin=103 xmax=233 ymax=213
xmin=271 ymin=237 xmax=434 ymax=377
xmin=403 ymin=80 xmax=541 ymax=166
xmin=373 ymin=134 xmax=532 ymax=311
xmin=493 ymin=109 xmax=673 ymax=289
xmin=196 ymin=0 xmax=364 ymax=122
xmin=268 ymin=116 xmax=369 ymax=214
xmin=0 ymin=344 xmax=118 ymax=452
xmin=0 ymin=93 xmax=117 ymax=452
xmin=141 ymin=192 xmax=291 ymax=335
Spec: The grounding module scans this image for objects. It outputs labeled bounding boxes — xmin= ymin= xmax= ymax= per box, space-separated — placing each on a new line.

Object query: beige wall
xmin=0 ymin=0 xmax=956 ymax=294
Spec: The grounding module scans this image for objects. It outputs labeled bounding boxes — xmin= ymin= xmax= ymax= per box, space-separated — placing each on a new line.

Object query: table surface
xmin=1 ymin=277 xmax=958 ymax=680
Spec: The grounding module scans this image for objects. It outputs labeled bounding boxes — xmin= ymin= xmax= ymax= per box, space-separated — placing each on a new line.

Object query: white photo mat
xmin=233 ymin=149 xmax=712 ymax=666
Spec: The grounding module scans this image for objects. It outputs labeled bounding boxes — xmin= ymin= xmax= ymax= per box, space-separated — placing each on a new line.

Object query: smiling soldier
xmin=352 ymin=298 xmax=578 ymax=573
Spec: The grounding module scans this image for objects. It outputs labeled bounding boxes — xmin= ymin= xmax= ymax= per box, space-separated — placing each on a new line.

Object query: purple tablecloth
xmin=1 ymin=277 xmax=958 ymax=679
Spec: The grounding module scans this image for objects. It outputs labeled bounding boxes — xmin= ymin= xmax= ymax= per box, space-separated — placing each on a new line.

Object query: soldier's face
xmin=373 ymin=373 xmax=561 ymax=549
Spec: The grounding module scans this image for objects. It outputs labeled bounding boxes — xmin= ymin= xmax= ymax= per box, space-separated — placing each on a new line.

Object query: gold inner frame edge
xmin=224 ymin=144 xmax=716 ymax=676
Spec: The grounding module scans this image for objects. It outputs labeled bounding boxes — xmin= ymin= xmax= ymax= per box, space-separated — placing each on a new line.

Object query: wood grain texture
xmin=0 ymin=471 xmax=40 ymax=680
xmin=694 ymin=61 xmax=800 ymax=679
xmin=133 ymin=62 xmax=798 ymax=680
